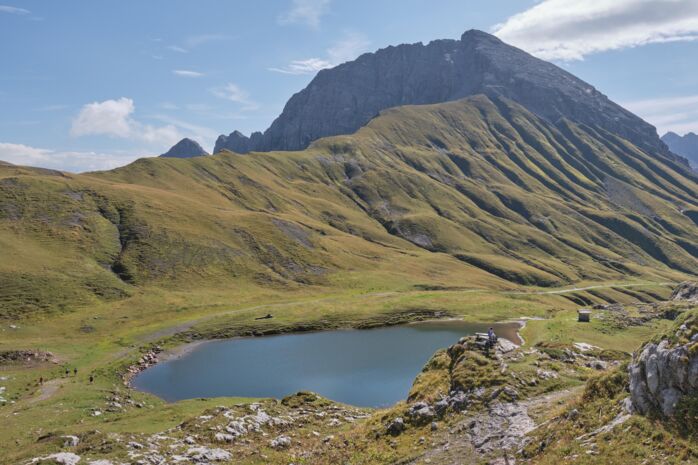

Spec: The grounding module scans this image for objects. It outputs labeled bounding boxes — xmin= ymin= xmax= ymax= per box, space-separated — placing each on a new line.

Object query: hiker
xmin=39 ymin=376 xmax=43 ymax=385
xmin=65 ymin=368 xmax=69 ymax=377
xmin=73 ymin=368 xmax=78 ymax=377
xmin=487 ymin=327 xmax=497 ymax=348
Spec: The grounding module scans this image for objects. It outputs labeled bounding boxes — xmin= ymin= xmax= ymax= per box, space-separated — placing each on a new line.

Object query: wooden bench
xmin=475 ymin=332 xmax=497 ymax=349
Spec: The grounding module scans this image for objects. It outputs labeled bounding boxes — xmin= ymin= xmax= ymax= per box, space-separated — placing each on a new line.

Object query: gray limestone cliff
xmin=629 ymin=301 xmax=698 ymax=418
xmin=216 ymin=29 xmax=674 ymax=166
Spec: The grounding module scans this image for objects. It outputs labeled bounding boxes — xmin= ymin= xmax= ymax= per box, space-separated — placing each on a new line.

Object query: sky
xmin=2 ymin=0 xmax=698 ymax=172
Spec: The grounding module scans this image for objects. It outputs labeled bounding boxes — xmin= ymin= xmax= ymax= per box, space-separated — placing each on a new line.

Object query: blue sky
xmin=2 ymin=0 xmax=698 ymax=172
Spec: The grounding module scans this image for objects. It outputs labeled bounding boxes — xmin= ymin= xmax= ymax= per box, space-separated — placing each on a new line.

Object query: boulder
xmin=30 ymin=453 xmax=81 ymax=465
xmin=214 ymin=432 xmax=235 ymax=443
xmin=270 ymin=435 xmax=291 ymax=449
xmin=671 ymin=282 xmax=698 ymax=302
xmin=496 ymin=339 xmax=518 ymax=354
xmin=407 ymin=402 xmax=436 ymax=425
xmin=629 ymin=337 xmax=698 ymax=417
xmin=186 ymin=447 xmax=232 ymax=462
xmin=387 ymin=417 xmax=406 ymax=436
xmin=62 ymin=435 xmax=80 ymax=447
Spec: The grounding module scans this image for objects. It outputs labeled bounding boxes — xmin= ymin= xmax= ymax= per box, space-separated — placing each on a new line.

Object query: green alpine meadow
xmin=1 ymin=3 xmax=697 ymax=464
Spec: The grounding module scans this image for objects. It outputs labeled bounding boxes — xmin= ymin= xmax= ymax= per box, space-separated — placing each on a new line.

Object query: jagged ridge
xmin=216 ymin=30 xmax=672 ymax=164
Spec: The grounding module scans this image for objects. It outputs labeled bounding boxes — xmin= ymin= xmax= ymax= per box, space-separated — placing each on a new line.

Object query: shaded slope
xmin=1 ymin=96 xmax=696 ymax=317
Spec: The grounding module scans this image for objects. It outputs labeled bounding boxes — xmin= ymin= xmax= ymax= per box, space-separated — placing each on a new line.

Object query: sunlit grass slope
xmin=1 ymin=95 xmax=696 ymax=319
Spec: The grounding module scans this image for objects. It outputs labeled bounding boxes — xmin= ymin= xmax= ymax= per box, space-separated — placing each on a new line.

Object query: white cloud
xmin=71 ymin=98 xmax=135 ymax=138
xmin=70 ymin=98 xmax=182 ymax=147
xmin=211 ymin=83 xmax=259 ymax=110
xmin=167 ymin=45 xmax=188 ymax=54
xmin=0 ymin=5 xmax=30 ymax=14
xmin=0 ymin=142 xmax=145 ymax=173
xmin=269 ymin=58 xmax=332 ymax=75
xmin=173 ymin=69 xmax=205 ymax=78
xmin=493 ymin=0 xmax=698 ymax=61
xmin=167 ymin=34 xmax=232 ymax=54
xmin=278 ymin=0 xmax=330 ymax=28
xmin=270 ymin=32 xmax=370 ymax=75
xmin=623 ymin=94 xmax=698 ymax=135
xmin=150 ymin=114 xmax=218 ymax=142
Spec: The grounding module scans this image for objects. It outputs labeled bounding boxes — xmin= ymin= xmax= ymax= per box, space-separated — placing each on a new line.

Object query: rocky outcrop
xmin=662 ymin=132 xmax=698 ymax=169
xmin=29 ymin=452 xmax=81 ymax=465
xmin=216 ymin=29 xmax=677 ymax=166
xmin=160 ymin=138 xmax=208 ymax=158
xmin=629 ymin=322 xmax=698 ymax=417
xmin=671 ymin=281 xmax=698 ymax=302
xmin=0 ymin=349 xmax=57 ymax=365
xmin=123 ymin=347 xmax=162 ymax=385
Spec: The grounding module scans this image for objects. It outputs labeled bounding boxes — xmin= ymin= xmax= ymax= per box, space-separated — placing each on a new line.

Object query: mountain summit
xmin=662 ymin=131 xmax=698 ymax=168
xmin=215 ymin=29 xmax=666 ymax=158
xmin=160 ymin=138 xmax=209 ymax=158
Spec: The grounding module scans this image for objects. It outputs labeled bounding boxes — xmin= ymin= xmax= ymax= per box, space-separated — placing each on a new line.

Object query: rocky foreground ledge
xmin=629 ymin=305 xmax=698 ymax=418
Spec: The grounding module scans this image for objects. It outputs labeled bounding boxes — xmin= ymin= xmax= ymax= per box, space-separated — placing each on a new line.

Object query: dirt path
xmin=522 ymin=282 xmax=673 ymax=295
xmin=140 ymin=281 xmax=670 ymax=345
xmin=110 ymin=281 xmax=671 ymax=366
xmin=107 ymin=294 xmax=373 ymax=364
xmin=138 ymin=294 xmax=373 ymax=345
xmin=28 ymin=378 xmax=65 ymax=404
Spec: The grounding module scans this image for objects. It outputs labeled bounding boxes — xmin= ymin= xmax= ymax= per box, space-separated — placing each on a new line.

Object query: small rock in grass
xmin=214 ymin=432 xmax=235 ymax=443
xmin=62 ymin=435 xmax=80 ymax=447
xmin=30 ymin=453 xmax=81 ymax=465
xmin=187 ymin=446 xmax=232 ymax=462
xmin=270 ymin=435 xmax=291 ymax=449
xmin=586 ymin=360 xmax=608 ymax=370
xmin=387 ymin=417 xmax=405 ymax=436
xmin=407 ymin=402 xmax=436 ymax=424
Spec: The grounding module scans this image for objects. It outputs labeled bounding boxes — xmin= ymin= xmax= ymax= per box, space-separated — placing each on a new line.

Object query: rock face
xmin=662 ymin=132 xmax=698 ymax=168
xmin=671 ymin=281 xmax=698 ymax=302
xmin=629 ymin=333 xmax=698 ymax=417
xmin=160 ymin=138 xmax=208 ymax=158
xmin=216 ymin=29 xmax=669 ymax=159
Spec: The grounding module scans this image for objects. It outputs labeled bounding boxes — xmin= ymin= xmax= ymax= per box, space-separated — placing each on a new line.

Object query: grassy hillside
xmin=1 ymin=95 xmax=695 ymax=319
xmin=1 ymin=95 xmax=696 ymax=464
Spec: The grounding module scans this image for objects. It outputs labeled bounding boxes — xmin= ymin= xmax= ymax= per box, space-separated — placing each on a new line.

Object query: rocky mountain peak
xmin=160 ymin=138 xmax=209 ymax=158
xmin=214 ymin=29 xmax=669 ymax=160
xmin=662 ymin=131 xmax=698 ymax=168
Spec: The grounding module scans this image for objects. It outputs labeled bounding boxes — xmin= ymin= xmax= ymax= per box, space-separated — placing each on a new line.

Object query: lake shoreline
xmin=155 ymin=317 xmax=525 ymax=364
xmin=125 ymin=317 xmax=525 ymax=406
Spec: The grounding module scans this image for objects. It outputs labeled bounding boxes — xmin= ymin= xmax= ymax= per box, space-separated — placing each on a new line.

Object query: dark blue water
xmin=133 ymin=320 xmax=519 ymax=407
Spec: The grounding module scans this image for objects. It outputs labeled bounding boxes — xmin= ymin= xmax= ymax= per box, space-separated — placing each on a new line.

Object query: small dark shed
xmin=578 ymin=309 xmax=592 ymax=323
